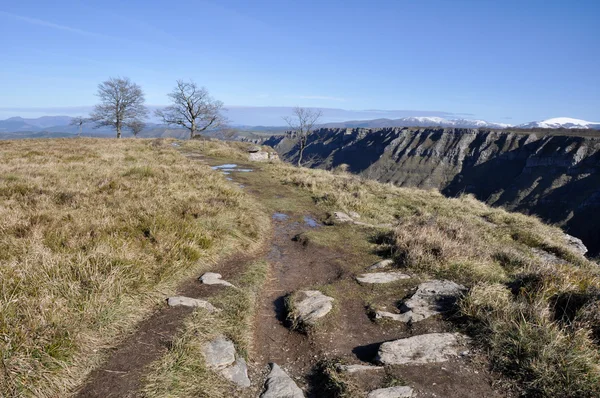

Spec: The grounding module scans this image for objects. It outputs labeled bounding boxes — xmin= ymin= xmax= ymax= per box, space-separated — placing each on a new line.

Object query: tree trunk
xmin=297 ymin=138 xmax=305 ymax=166
xmin=116 ymin=126 xmax=121 ymax=139
xmin=190 ymin=122 xmax=196 ymax=139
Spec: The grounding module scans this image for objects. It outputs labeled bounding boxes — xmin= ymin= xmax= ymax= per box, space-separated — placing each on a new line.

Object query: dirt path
xmin=74 ymin=253 xmax=261 ymax=398
xmin=76 ymin=152 xmax=508 ymax=397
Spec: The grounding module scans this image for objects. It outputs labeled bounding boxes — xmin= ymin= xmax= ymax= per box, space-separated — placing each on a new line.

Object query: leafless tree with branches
xmin=155 ymin=80 xmax=224 ymax=139
xmin=128 ymin=120 xmax=146 ymax=137
xmin=90 ymin=77 xmax=148 ymax=139
xmin=69 ymin=116 xmax=88 ymax=137
xmin=283 ymin=106 xmax=323 ymax=166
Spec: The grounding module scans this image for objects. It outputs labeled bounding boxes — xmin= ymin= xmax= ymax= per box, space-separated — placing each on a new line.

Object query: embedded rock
xmin=261 ymin=363 xmax=304 ymax=398
xmin=293 ymin=290 xmax=334 ymax=325
xmin=332 ymin=211 xmax=354 ymax=223
xmin=249 ymin=151 xmax=270 ymax=161
xmin=166 ymin=296 xmax=218 ymax=311
xmin=221 ymin=356 xmax=251 ymax=388
xmin=367 ymin=386 xmax=414 ymax=398
xmin=368 ymin=259 xmax=394 ymax=270
xmin=203 ymin=336 xmax=236 ymax=369
xmin=337 ymin=364 xmax=384 ymax=373
xmin=377 ymin=332 xmax=467 ymax=365
xmin=379 ymin=280 xmax=466 ymax=323
xmin=356 ymin=272 xmax=410 ymax=284
xmin=248 ymin=145 xmax=262 ymax=153
xmin=564 ymin=233 xmax=588 ymax=256
xmin=199 ymin=272 xmax=236 ymax=288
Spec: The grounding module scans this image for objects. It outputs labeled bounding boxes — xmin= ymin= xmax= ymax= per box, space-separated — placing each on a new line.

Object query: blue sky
xmin=0 ymin=0 xmax=599 ymax=124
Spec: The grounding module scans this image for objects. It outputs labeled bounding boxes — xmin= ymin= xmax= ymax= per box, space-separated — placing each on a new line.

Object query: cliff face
xmin=265 ymin=128 xmax=600 ymax=255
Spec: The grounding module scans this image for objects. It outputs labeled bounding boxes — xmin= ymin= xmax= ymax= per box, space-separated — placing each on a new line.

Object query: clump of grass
xmin=308 ymin=359 xmax=360 ymax=398
xmin=0 ymin=138 xmax=269 ymax=397
xmin=142 ymin=261 xmax=269 ymax=397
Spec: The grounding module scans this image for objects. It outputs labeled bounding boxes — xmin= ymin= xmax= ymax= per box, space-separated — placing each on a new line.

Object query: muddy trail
xmin=75 ymin=151 xmax=508 ymax=398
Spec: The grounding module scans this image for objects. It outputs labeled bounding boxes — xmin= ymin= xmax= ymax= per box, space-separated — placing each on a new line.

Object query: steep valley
xmin=265 ymin=128 xmax=600 ymax=256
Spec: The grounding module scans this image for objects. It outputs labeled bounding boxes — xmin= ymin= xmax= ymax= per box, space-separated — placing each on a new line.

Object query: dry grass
xmin=0 ymin=138 xmax=268 ymax=397
xmin=142 ymin=260 xmax=269 ymax=397
xmin=265 ymin=160 xmax=600 ymax=397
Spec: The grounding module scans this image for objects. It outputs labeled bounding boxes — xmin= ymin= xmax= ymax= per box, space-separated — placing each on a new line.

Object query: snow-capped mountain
xmin=517 ymin=117 xmax=600 ymax=130
xmin=320 ymin=116 xmax=512 ymax=129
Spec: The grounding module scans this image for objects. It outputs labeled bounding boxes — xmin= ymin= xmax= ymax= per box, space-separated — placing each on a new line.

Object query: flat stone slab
xmin=199 ymin=272 xmax=236 ymax=288
xmin=261 ymin=363 xmax=304 ymax=398
xmin=294 ymin=290 xmax=334 ymax=325
xmin=367 ymin=386 xmax=414 ymax=398
xmin=221 ymin=356 xmax=251 ymax=388
xmin=203 ymin=336 xmax=236 ymax=370
xmin=166 ymin=296 xmax=218 ymax=311
xmin=378 ymin=280 xmax=466 ymax=323
xmin=333 ymin=211 xmax=354 ymax=223
xmin=368 ymin=259 xmax=394 ymax=270
xmin=337 ymin=364 xmax=384 ymax=373
xmin=377 ymin=332 xmax=468 ymax=365
xmin=356 ymin=272 xmax=410 ymax=284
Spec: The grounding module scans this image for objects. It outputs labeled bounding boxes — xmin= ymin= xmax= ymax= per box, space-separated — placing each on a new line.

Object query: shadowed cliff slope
xmin=265 ymin=127 xmax=600 ymax=256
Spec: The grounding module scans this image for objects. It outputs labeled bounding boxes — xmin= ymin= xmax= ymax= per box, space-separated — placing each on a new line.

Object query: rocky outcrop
xmin=203 ymin=336 xmax=251 ymax=388
xmin=356 ymin=272 xmax=411 ymax=284
xmin=265 ymin=128 xmax=600 ymax=255
xmin=376 ymin=332 xmax=468 ymax=365
xmin=367 ymin=386 xmax=414 ymax=398
xmin=289 ymin=290 xmax=334 ymax=326
xmin=261 ymin=363 xmax=305 ymax=398
xmin=166 ymin=296 xmax=219 ymax=311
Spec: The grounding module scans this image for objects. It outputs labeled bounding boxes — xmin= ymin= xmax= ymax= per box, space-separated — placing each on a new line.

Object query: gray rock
xmin=261 ymin=363 xmax=304 ymax=398
xmin=368 ymin=259 xmax=394 ymax=270
xmin=203 ymin=336 xmax=236 ymax=370
xmin=367 ymin=386 xmax=414 ymax=398
xmin=337 ymin=364 xmax=384 ymax=373
xmin=532 ymin=248 xmax=568 ymax=266
xmin=356 ymin=272 xmax=410 ymax=284
xmin=378 ymin=280 xmax=466 ymax=323
xmin=376 ymin=332 xmax=468 ymax=365
xmin=564 ymin=233 xmax=588 ymax=256
xmin=249 ymin=151 xmax=270 ymax=162
xmin=199 ymin=272 xmax=236 ymax=288
xmin=220 ymin=356 xmax=251 ymax=388
xmin=348 ymin=211 xmax=361 ymax=219
xmin=332 ymin=211 xmax=354 ymax=223
xmin=166 ymin=296 xmax=218 ymax=311
xmin=294 ymin=290 xmax=334 ymax=325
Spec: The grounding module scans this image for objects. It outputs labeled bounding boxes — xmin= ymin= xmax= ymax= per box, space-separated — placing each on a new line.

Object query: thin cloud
xmin=286 ymin=95 xmax=347 ymax=102
xmin=0 ymin=10 xmax=115 ymax=40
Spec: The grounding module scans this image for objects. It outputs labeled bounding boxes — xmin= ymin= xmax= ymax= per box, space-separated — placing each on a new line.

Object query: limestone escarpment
xmin=265 ymin=128 xmax=600 ymax=255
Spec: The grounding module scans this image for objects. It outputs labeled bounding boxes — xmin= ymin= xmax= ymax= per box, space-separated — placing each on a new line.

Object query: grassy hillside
xmin=0 ymin=138 xmax=269 ymax=397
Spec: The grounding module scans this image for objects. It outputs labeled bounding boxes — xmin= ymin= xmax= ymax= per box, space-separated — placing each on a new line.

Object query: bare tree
xmin=283 ymin=106 xmax=322 ymax=166
xmin=128 ymin=120 xmax=146 ymax=137
xmin=69 ymin=116 xmax=88 ymax=137
xmin=90 ymin=77 xmax=148 ymax=138
xmin=156 ymin=80 xmax=224 ymax=139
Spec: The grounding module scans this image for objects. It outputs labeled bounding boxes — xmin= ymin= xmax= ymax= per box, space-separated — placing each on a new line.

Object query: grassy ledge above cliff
xmin=0 ymin=138 xmax=269 ymax=397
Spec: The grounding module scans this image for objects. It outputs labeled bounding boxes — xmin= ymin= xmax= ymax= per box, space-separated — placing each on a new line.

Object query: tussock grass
xmin=265 ymin=160 xmax=600 ymax=397
xmin=0 ymin=138 xmax=268 ymax=397
xmin=142 ymin=260 xmax=269 ymax=397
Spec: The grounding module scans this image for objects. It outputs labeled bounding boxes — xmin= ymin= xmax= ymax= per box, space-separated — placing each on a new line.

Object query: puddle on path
xmin=272 ymin=213 xmax=289 ymax=221
xmin=211 ymin=164 xmax=238 ymax=170
xmin=303 ymin=216 xmax=321 ymax=228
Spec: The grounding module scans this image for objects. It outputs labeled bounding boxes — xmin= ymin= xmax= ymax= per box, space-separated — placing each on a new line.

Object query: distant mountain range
xmin=0 ymin=115 xmax=598 ymax=139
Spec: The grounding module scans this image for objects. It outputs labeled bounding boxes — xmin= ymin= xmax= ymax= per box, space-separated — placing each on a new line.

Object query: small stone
xmin=368 ymin=259 xmax=394 ymax=270
xmin=293 ymin=290 xmax=334 ymax=325
xmin=356 ymin=272 xmax=410 ymax=284
xmin=248 ymin=145 xmax=262 ymax=153
xmin=564 ymin=233 xmax=588 ymax=256
xmin=249 ymin=151 xmax=270 ymax=162
xmin=166 ymin=296 xmax=218 ymax=311
xmin=332 ymin=211 xmax=354 ymax=223
xmin=367 ymin=386 xmax=414 ymax=398
xmin=261 ymin=363 xmax=304 ymax=398
xmin=203 ymin=336 xmax=236 ymax=370
xmin=220 ymin=356 xmax=251 ymax=388
xmin=199 ymin=272 xmax=236 ymax=288
xmin=337 ymin=364 xmax=384 ymax=373
xmin=376 ymin=333 xmax=468 ymax=365
xmin=348 ymin=211 xmax=360 ymax=219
